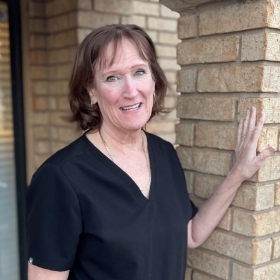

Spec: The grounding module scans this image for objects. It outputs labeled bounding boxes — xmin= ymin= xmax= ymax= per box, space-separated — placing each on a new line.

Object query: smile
xmin=120 ymin=103 xmax=141 ymax=111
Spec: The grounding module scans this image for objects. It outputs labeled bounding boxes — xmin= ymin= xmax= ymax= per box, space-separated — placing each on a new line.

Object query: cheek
xmin=146 ymin=92 xmax=154 ymax=112
xmin=97 ymin=88 xmax=118 ymax=106
xmin=139 ymin=81 xmax=154 ymax=96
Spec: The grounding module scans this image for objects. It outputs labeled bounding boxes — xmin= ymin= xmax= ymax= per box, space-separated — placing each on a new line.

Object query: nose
xmin=122 ymin=76 xmax=138 ymax=99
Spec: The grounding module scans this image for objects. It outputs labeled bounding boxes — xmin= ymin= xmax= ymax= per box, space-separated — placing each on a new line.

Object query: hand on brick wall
xmin=232 ymin=106 xmax=275 ymax=182
xmin=187 ymin=107 xmax=275 ymax=249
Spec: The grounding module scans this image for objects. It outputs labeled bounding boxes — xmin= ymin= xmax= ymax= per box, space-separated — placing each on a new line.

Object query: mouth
xmin=120 ymin=103 xmax=141 ymax=112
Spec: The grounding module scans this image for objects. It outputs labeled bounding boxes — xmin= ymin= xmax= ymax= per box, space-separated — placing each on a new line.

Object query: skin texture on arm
xmin=28 ymin=263 xmax=69 ymax=280
xmin=187 ymin=107 xmax=275 ymax=249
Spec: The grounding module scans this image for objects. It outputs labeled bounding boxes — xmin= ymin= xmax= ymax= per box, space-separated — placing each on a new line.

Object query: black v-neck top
xmin=27 ymin=132 xmax=197 ymax=280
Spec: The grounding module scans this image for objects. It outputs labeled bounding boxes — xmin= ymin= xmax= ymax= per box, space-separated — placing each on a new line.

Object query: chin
xmin=122 ymin=122 xmax=147 ymax=132
xmin=120 ymin=116 xmax=150 ymax=131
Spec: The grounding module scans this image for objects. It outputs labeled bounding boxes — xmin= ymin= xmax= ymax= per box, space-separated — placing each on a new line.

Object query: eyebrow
xmin=102 ymin=63 xmax=149 ymax=75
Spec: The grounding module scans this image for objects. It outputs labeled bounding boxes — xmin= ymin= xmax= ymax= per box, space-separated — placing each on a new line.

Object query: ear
xmin=88 ymin=88 xmax=97 ymax=105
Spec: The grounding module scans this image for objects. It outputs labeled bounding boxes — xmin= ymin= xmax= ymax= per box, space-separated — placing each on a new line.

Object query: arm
xmin=28 ymin=263 xmax=69 ymax=280
xmin=27 ymin=164 xmax=82 ymax=276
xmin=187 ymin=107 xmax=275 ymax=248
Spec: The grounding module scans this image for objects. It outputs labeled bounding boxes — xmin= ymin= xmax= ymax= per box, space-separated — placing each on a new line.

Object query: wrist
xmin=225 ymin=169 xmax=245 ymax=188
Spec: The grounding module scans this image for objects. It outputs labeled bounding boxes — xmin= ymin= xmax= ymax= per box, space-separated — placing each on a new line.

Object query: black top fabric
xmin=27 ymin=132 xmax=198 ymax=280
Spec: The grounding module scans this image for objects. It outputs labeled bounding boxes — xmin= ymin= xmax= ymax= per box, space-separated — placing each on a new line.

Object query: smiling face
xmin=89 ymin=39 xmax=155 ymax=134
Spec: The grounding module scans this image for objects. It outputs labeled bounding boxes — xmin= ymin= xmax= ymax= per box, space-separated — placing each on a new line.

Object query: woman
xmin=27 ymin=24 xmax=274 ymax=280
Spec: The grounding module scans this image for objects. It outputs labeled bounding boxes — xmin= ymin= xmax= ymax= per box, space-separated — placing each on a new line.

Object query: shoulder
xmin=28 ymin=136 xmax=92 ymax=199
xmin=43 ymin=134 xmax=91 ymax=168
xmin=30 ymin=135 xmax=93 ymax=181
xmin=145 ymin=131 xmax=175 ymax=152
xmin=145 ymin=131 xmax=182 ymax=168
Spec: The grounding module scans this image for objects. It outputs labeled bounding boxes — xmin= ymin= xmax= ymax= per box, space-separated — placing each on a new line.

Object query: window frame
xmin=4 ymin=0 xmax=27 ymax=279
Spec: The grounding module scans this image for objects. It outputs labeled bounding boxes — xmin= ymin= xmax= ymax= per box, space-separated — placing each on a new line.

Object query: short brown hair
xmin=69 ymin=24 xmax=170 ymax=131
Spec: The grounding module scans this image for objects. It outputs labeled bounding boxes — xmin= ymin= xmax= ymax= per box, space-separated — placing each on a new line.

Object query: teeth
xmin=121 ymin=103 xmax=140 ymax=111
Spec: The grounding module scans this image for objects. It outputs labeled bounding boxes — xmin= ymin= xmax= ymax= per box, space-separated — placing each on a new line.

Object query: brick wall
xmin=161 ymin=0 xmax=280 ymax=279
xmin=27 ymin=0 xmax=80 ymax=172
xmin=24 ymin=0 xmax=179 ymax=179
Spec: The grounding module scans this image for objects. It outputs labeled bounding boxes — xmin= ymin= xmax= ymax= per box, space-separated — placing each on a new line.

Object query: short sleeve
xmin=26 ymin=163 xmax=82 ymax=271
xmin=190 ymin=200 xmax=198 ymax=220
xmin=165 ymin=141 xmax=198 ymax=221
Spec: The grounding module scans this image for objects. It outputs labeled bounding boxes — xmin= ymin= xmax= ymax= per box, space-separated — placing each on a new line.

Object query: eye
xmin=106 ymin=75 xmax=118 ymax=82
xmin=135 ymin=70 xmax=146 ymax=76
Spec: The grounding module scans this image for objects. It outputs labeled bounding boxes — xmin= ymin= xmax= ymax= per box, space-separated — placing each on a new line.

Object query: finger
xmin=256 ymin=145 xmax=275 ymax=164
xmin=250 ymin=112 xmax=265 ymax=146
xmin=241 ymin=109 xmax=250 ymax=141
xmin=245 ymin=107 xmax=256 ymax=141
xmin=235 ymin=119 xmax=244 ymax=150
xmin=243 ymin=107 xmax=256 ymax=147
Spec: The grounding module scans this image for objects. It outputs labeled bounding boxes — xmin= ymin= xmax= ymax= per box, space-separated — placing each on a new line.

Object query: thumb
xmin=257 ymin=146 xmax=275 ymax=163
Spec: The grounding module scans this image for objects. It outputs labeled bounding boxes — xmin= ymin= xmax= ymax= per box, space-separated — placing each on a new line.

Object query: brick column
xmin=160 ymin=0 xmax=280 ymax=279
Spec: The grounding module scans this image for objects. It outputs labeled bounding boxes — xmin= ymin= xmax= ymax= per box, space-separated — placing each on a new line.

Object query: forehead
xmin=98 ymin=39 xmax=149 ymax=71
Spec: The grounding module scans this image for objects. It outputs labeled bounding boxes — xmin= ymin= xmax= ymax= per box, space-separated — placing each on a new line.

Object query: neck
xmin=99 ymin=124 xmax=143 ymax=152
xmin=98 ymin=124 xmax=150 ymax=193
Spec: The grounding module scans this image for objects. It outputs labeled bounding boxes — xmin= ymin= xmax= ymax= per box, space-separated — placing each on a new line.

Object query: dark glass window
xmin=0 ymin=2 xmax=20 ymax=279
